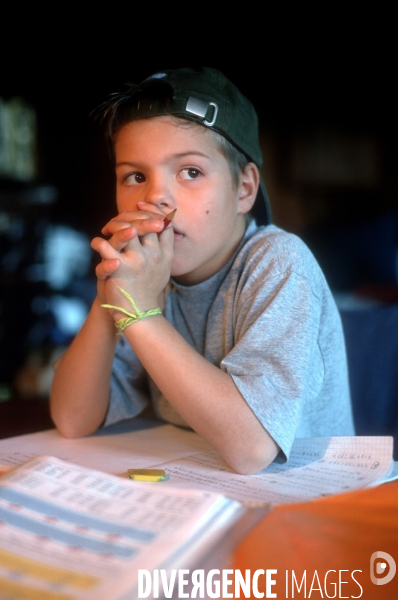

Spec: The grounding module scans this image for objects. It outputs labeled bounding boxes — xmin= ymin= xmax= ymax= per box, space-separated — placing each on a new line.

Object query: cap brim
xmin=250 ymin=178 xmax=272 ymax=226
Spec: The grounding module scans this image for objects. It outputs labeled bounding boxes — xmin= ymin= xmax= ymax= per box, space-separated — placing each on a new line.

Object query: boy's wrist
xmin=100 ymin=288 xmax=162 ymax=335
xmin=79 ymin=297 xmax=120 ymax=341
xmin=92 ymin=296 xmax=118 ymax=325
xmin=108 ymin=298 xmax=160 ymax=322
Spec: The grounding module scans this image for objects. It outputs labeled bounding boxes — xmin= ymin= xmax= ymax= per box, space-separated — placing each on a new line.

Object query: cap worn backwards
xmin=106 ymin=66 xmax=272 ymax=225
xmin=145 ymin=67 xmax=263 ymax=169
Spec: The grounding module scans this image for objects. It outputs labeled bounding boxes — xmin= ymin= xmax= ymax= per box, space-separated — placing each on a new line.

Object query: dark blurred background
xmin=1 ymin=24 xmax=397 ymax=408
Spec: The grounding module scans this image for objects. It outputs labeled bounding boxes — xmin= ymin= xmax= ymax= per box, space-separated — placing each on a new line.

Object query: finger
xmin=102 ymin=208 xmax=164 ymax=231
xmin=95 ymin=258 xmax=121 ymax=279
xmin=135 ymin=228 xmax=165 ymax=247
xmin=91 ymin=236 xmax=121 ymax=260
xmin=137 ymin=228 xmax=173 ymax=259
xmin=107 ymin=226 xmax=138 ymax=252
xmin=102 ymin=216 xmax=164 ymax=237
xmin=158 ymin=223 xmax=175 ymax=251
xmin=123 ymin=230 xmax=156 ymax=253
xmin=101 ymin=219 xmax=136 ymax=236
xmin=136 ymin=202 xmax=165 ymax=217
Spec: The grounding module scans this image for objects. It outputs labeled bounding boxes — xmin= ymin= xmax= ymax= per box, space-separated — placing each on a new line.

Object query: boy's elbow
xmin=225 ymin=438 xmax=280 ymax=475
xmin=50 ymin=408 xmax=100 ymax=440
xmin=51 ymin=417 xmax=88 ymax=439
xmin=228 ymin=454 xmax=273 ymax=476
xmin=54 ymin=422 xmax=85 ymax=439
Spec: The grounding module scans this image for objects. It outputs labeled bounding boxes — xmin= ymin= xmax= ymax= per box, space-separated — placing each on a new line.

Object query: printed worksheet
xmin=151 ymin=436 xmax=395 ymax=506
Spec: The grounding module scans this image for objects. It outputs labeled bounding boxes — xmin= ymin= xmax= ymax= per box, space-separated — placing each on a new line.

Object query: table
xmin=233 ymin=480 xmax=398 ymax=599
xmin=1 ymin=411 xmax=397 ymax=599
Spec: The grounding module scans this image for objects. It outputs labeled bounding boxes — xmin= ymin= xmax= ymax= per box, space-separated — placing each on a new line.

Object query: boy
xmin=50 ymin=67 xmax=354 ymax=474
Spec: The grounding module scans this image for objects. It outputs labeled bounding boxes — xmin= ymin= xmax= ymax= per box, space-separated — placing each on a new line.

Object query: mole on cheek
xmin=206 ymin=210 xmax=209 ymax=214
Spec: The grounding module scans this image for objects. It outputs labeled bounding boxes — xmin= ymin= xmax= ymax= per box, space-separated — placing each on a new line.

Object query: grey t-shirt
xmin=105 ymin=219 xmax=355 ymax=460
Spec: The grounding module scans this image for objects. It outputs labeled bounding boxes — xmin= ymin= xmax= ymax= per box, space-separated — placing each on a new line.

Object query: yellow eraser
xmin=127 ymin=468 xmax=166 ymax=482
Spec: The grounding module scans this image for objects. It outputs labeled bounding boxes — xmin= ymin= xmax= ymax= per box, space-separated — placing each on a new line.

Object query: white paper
xmin=0 ymin=422 xmax=394 ymax=506
xmin=0 ymin=418 xmax=212 ymax=476
xmin=150 ymin=436 xmax=395 ymax=506
xmin=0 ymin=455 xmax=241 ymax=600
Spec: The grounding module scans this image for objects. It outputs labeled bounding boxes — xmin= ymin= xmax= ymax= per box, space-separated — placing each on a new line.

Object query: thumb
xmin=158 ymin=223 xmax=175 ymax=252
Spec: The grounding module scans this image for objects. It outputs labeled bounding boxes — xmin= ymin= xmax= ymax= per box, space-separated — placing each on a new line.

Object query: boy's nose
xmin=143 ymin=177 xmax=174 ymax=211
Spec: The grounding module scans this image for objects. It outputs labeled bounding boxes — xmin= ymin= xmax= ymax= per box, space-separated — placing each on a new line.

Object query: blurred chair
xmin=339 ymin=305 xmax=398 ymax=460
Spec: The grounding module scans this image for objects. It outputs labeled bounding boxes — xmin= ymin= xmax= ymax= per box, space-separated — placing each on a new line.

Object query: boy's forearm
xmin=50 ymin=297 xmax=118 ymax=438
xmin=123 ymin=316 xmax=279 ymax=474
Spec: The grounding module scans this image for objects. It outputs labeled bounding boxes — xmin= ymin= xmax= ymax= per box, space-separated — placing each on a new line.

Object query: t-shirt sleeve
xmin=103 ymin=336 xmax=150 ymax=427
xmin=221 ymin=245 xmax=326 ymax=461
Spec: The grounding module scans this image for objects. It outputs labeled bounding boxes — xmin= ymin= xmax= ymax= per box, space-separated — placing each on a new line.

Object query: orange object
xmin=0 ymin=464 xmax=13 ymax=476
xmin=163 ymin=209 xmax=177 ymax=229
xmin=233 ymin=481 xmax=398 ymax=599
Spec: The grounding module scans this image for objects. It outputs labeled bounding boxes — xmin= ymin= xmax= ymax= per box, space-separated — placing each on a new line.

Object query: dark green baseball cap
xmin=130 ymin=67 xmax=272 ymax=225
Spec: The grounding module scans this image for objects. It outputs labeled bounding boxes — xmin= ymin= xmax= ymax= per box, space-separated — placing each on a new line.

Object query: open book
xmin=0 ymin=455 xmax=242 ymax=600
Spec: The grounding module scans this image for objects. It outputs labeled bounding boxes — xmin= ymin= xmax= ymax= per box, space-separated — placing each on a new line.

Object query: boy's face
xmin=114 ymin=116 xmax=254 ymax=285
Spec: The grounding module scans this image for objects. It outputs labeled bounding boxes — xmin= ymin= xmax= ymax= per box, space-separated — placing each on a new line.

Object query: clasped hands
xmin=91 ymin=202 xmax=174 ymax=319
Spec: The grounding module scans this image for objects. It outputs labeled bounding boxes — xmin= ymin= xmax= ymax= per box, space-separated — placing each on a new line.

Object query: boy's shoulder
xmin=240 ymin=220 xmax=319 ymax=274
xmin=230 ymin=219 xmax=332 ymax=301
xmin=226 ymin=221 xmax=333 ymax=310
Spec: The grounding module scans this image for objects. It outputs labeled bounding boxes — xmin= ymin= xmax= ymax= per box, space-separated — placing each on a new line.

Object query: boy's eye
xmin=125 ymin=172 xmax=146 ymax=185
xmin=180 ymin=168 xmax=201 ymax=180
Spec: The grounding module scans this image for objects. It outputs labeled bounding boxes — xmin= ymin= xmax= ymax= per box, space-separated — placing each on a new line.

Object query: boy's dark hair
xmin=92 ymin=67 xmax=271 ymax=225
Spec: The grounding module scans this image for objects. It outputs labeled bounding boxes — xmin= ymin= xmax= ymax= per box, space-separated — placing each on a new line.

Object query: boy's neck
xmin=173 ymin=215 xmax=252 ymax=287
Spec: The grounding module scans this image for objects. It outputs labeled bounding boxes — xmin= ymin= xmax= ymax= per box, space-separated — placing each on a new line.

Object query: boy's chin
xmin=170 ymin=261 xmax=190 ymax=278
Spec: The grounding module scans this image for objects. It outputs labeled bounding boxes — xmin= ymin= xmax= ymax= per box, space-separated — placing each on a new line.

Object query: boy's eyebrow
xmin=115 ymin=150 xmax=211 ymax=168
xmin=169 ymin=150 xmax=210 ymax=160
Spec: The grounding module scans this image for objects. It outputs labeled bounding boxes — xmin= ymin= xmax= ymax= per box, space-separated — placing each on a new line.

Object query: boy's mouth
xmin=172 ymin=227 xmax=184 ymax=241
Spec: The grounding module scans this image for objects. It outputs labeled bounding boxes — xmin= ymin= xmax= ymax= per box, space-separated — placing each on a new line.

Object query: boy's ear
xmin=237 ymin=163 xmax=260 ymax=214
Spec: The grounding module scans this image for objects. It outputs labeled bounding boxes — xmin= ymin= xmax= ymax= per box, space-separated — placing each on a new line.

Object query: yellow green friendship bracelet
xmin=101 ymin=287 xmax=162 ymax=335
